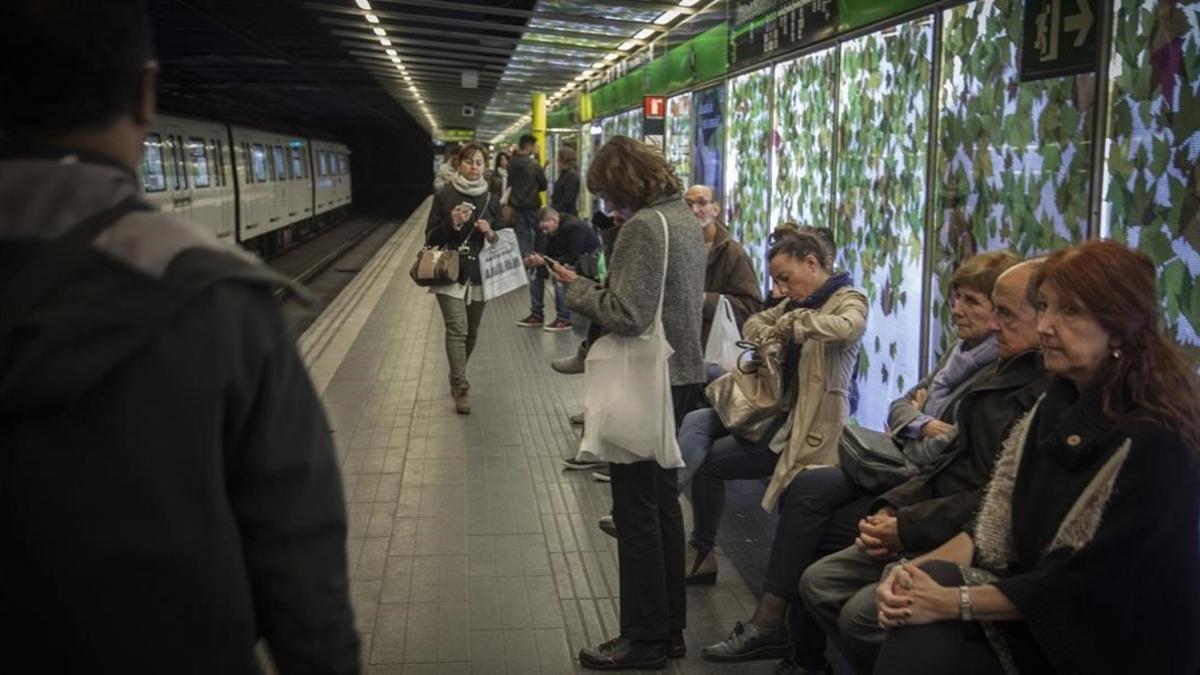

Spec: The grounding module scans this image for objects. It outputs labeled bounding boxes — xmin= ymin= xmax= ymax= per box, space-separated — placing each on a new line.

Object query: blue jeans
xmin=677 ymin=408 xmax=723 ymax=490
xmin=513 ymin=208 xmax=538 ymax=256
xmin=529 ymin=273 xmax=569 ymax=320
xmin=687 ymin=418 xmax=778 ymax=553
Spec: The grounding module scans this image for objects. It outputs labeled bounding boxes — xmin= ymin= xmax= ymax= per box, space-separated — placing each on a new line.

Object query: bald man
xmin=793 ymin=261 xmax=1052 ymax=675
xmin=684 ymin=184 xmax=763 ymax=344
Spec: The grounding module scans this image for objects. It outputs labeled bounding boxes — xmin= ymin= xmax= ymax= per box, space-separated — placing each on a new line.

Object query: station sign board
xmin=730 ymin=0 xmax=837 ymax=67
xmin=643 ymin=95 xmax=666 ymax=148
xmin=1020 ymin=0 xmax=1100 ymax=81
xmin=439 ymin=128 xmax=476 ymax=143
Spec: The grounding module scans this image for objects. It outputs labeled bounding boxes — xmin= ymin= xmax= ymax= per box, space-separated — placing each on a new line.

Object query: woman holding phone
xmin=425 ymin=142 xmax=503 ymax=414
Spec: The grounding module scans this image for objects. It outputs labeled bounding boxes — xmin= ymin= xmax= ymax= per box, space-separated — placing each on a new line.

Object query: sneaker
xmin=516 ymin=313 xmax=544 ymax=327
xmin=700 ymin=621 xmax=792 ymax=663
xmin=578 ymin=636 xmax=667 ymax=671
xmin=598 ymin=514 xmax=617 ymax=538
xmin=543 ymin=318 xmax=572 ymax=332
xmin=562 ymin=456 xmax=606 ymax=471
xmin=568 ymin=412 xmax=585 ymax=425
xmin=591 ymin=465 xmax=611 ymax=482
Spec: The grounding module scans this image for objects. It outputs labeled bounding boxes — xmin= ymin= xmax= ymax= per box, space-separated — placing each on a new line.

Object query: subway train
xmin=138 ymin=113 xmax=352 ymax=256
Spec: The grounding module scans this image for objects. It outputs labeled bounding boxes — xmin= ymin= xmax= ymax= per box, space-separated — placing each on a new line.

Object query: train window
xmin=141 ymin=134 xmax=167 ymax=192
xmin=213 ymin=140 xmax=225 ymax=186
xmin=187 ymin=137 xmax=211 ymax=188
xmin=251 ymin=144 xmax=269 ymax=183
xmin=273 ymin=145 xmax=287 ymax=181
xmin=291 ymin=146 xmax=305 ymax=179
xmin=337 ymin=152 xmax=347 ymax=175
xmin=318 ymin=149 xmax=329 ymax=177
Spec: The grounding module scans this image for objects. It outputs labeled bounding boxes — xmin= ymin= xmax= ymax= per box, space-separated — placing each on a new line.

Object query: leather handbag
xmin=409 ymin=246 xmax=462 ymax=287
xmin=704 ymin=339 xmax=791 ymax=442
xmin=838 ymin=425 xmax=919 ymax=493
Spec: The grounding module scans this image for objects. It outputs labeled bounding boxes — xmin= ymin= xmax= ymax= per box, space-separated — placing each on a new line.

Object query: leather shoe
xmin=669 ymin=632 xmax=686 ymax=659
xmin=700 ymin=621 xmax=792 ymax=662
xmin=774 ymin=658 xmax=831 ymax=674
xmin=685 ymin=543 xmax=717 ymax=585
xmin=598 ymin=514 xmax=617 ymax=538
xmin=578 ymin=636 xmax=667 ymax=670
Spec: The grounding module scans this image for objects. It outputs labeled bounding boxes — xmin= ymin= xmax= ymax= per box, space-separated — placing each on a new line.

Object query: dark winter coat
xmin=507 ymin=153 xmax=546 ymax=210
xmin=425 ymin=184 xmax=503 ymax=285
xmin=0 ymin=152 xmax=358 ymax=674
xmin=702 ymin=222 xmax=763 ymax=344
xmin=532 ymin=213 xmax=600 ymax=280
xmin=550 ymin=167 xmax=580 ymax=215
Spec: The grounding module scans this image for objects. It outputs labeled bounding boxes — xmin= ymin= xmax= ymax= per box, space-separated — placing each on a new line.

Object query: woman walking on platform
xmin=425 ymin=143 xmax=502 ymax=414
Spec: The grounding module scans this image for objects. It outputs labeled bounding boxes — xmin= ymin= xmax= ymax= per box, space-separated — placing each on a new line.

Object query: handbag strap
xmin=652 ymin=210 xmax=670 ymax=328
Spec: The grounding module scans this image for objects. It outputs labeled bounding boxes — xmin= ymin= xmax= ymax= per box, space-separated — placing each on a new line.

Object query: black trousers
xmin=608 ymin=384 xmax=702 ymax=642
xmin=871 ymin=561 xmax=1005 ymax=675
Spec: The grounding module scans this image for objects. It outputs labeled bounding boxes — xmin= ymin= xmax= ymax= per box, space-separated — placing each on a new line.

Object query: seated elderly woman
xmin=871 ymin=240 xmax=1200 ymax=675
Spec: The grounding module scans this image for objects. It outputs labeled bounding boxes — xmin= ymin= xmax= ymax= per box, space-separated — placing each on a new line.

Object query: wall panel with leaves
xmin=835 ymin=17 xmax=933 ymax=429
xmin=667 ymin=93 xmax=693 ymax=185
xmin=929 ymin=0 xmax=1094 ymax=362
xmin=1103 ymin=0 xmax=1200 ymax=356
xmin=771 ymin=47 xmax=837 ymax=234
xmin=726 ymin=67 xmax=775 ymax=285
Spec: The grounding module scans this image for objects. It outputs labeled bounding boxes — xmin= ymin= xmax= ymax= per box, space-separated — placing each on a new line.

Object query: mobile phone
xmin=456 ymin=201 xmax=476 ymax=214
xmin=540 ymin=254 xmax=559 ymax=268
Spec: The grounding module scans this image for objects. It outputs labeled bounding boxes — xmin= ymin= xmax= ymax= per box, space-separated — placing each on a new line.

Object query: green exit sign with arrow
xmin=1021 ymin=0 xmax=1100 ymax=81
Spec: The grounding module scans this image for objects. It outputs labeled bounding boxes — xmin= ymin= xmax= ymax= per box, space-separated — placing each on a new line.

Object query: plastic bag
xmin=704 ymin=295 xmax=742 ymax=373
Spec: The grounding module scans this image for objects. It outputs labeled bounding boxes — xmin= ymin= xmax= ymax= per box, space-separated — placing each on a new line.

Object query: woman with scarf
xmin=872 ymin=241 xmax=1200 ymax=675
xmin=682 ymin=231 xmax=867 ymax=588
xmin=425 ymin=143 xmax=503 ymax=414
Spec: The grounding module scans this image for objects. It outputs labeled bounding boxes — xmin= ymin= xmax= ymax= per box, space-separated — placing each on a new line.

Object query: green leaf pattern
xmin=929 ymin=0 xmax=1093 ymax=363
xmin=725 ymin=67 xmax=775 ymax=286
xmin=667 ymin=93 xmax=693 ymax=185
xmin=772 ymin=48 xmax=837 ymax=232
xmin=1103 ymin=0 xmax=1200 ymax=355
xmin=835 ymin=18 xmax=934 ymax=428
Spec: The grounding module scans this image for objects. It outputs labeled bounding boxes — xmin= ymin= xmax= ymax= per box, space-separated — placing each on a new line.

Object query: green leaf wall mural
xmin=836 ymin=17 xmax=933 ymax=429
xmin=772 ymin=48 xmax=837 ymax=234
xmin=667 ymin=93 xmax=693 ymax=186
xmin=929 ymin=0 xmax=1093 ymax=363
xmin=726 ymin=67 xmax=775 ymax=285
xmin=1104 ymin=0 xmax=1200 ymax=356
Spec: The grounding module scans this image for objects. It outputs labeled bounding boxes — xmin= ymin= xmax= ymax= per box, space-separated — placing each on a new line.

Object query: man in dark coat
xmin=518 ymin=207 xmax=601 ymax=331
xmin=798 ymin=260 xmax=1050 ymax=675
xmin=684 ymin=184 xmax=763 ymax=344
xmin=550 ymin=146 xmax=580 ymax=216
xmin=0 ymin=2 xmax=358 ymax=673
xmin=507 ymin=134 xmax=547 ymax=257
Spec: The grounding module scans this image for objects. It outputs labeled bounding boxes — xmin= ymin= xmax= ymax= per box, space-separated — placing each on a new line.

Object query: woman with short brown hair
xmin=871 ymin=240 xmax=1200 ymax=674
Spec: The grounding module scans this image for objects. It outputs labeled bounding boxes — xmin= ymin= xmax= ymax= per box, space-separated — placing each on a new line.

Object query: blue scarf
xmin=788 ymin=271 xmax=854 ymax=310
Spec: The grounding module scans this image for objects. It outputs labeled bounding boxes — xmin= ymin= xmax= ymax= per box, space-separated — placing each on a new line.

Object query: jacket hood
xmin=0 ymin=154 xmax=283 ymax=415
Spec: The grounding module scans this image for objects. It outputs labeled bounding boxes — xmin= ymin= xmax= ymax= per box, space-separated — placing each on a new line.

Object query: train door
xmin=163 ymin=123 xmax=192 ymax=221
xmin=272 ymin=144 xmax=289 ymax=224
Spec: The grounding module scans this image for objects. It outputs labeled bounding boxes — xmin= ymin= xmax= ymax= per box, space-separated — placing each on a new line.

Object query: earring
xmin=1111 ymin=348 xmax=1122 ymax=359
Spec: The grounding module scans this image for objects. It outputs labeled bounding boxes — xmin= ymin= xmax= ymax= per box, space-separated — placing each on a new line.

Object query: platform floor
xmin=299 ymin=199 xmax=781 ymax=674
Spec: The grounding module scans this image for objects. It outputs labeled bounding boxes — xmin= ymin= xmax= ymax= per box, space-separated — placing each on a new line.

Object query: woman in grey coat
xmin=551 ymin=136 xmax=706 ymax=670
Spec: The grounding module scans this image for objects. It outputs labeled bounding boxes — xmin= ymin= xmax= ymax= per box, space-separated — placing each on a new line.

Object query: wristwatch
xmin=958 ymin=585 xmax=974 ymax=621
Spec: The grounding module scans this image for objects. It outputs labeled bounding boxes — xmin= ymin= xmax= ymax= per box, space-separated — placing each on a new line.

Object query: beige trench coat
xmin=742 ymin=286 xmax=868 ymax=510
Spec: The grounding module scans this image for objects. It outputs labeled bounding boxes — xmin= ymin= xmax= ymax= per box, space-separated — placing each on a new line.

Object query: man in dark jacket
xmin=518 ymin=207 xmax=601 ymax=331
xmin=551 ymin=146 xmax=580 ymax=216
xmin=684 ymin=184 xmax=763 ymax=344
xmin=798 ymin=260 xmax=1049 ymax=675
xmin=0 ymin=3 xmax=358 ymax=673
xmin=507 ymin=134 xmax=547 ymax=257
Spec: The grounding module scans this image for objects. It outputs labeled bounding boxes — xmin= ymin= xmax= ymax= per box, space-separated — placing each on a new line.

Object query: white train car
xmin=139 ymin=113 xmax=236 ymax=241
xmin=310 ymin=138 xmax=352 ymax=216
xmin=230 ymin=126 xmax=314 ymax=241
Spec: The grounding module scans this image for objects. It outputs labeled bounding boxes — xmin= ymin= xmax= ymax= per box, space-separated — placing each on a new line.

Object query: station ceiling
xmin=150 ymin=0 xmax=712 ymax=143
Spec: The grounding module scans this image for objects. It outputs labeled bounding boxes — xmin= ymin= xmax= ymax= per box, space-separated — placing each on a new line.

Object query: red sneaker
xmin=516 ymin=313 xmax=544 ymax=327
xmin=543 ymin=318 xmax=572 ymax=332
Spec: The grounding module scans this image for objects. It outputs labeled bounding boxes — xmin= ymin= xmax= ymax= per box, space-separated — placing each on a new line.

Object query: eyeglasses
xmin=685 ymin=198 xmax=712 ymax=207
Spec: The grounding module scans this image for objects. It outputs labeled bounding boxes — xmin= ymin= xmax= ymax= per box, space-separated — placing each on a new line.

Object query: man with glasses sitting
xmin=684 ymin=184 xmax=762 ymax=349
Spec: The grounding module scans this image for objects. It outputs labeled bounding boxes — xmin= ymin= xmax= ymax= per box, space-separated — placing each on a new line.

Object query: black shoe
xmin=561 ymin=456 xmax=606 ymax=471
xmin=700 ymin=621 xmax=793 ymax=663
xmin=568 ymin=412 xmax=585 ymax=425
xmin=578 ymin=636 xmax=667 ymax=670
xmin=774 ymin=659 xmax=830 ymax=675
xmin=598 ymin=514 xmax=617 ymax=538
xmin=669 ymin=632 xmax=686 ymax=659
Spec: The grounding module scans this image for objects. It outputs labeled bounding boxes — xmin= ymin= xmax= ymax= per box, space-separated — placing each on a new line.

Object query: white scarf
xmin=452 ymin=172 xmax=489 ymax=196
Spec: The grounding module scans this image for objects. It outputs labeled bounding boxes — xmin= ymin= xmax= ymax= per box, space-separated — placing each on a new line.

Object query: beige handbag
xmin=704 ymin=339 xmax=791 ymax=442
xmin=409 ymin=247 xmax=462 ymax=287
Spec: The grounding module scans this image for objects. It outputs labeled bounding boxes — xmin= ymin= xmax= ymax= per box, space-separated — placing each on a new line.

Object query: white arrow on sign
xmin=1064 ymin=0 xmax=1094 ymax=47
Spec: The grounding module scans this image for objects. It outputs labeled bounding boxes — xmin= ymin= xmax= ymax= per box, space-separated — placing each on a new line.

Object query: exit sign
xmin=644 ymin=96 xmax=666 ymax=119
xmin=1021 ymin=0 xmax=1100 ymax=81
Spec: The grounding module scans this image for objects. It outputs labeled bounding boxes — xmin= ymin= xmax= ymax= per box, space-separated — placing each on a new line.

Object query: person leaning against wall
xmin=424 ymin=142 xmax=503 ymax=415
xmin=549 ymin=135 xmax=707 ymax=671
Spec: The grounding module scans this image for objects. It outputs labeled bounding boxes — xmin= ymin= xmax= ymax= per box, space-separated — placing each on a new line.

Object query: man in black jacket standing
xmin=508 ymin=134 xmax=548 ymax=257
xmin=518 ymin=207 xmax=601 ymax=331
xmin=0 ymin=2 xmax=358 ymax=673
xmin=797 ymin=260 xmax=1049 ymax=675
xmin=550 ymin=146 xmax=580 ymax=217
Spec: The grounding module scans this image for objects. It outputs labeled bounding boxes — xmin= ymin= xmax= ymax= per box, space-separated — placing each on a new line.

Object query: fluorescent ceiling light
xmin=386 ymin=48 xmax=397 ymax=56
xmin=380 ymin=38 xmax=391 ymax=46
xmin=592 ymin=61 xmax=606 ymax=69
xmin=355 ymin=0 xmax=371 ymax=9
xmin=604 ymin=52 xmax=621 ymax=61
xmin=618 ymin=40 xmax=637 ymax=50
xmin=365 ymin=14 xmax=379 ymax=24
xmin=372 ymin=27 xmax=386 ymax=36
xmin=634 ymin=28 xmax=654 ymax=40
xmin=680 ymin=0 xmax=701 ymax=6
xmin=654 ymin=10 xmax=680 ymax=24
xmin=391 ymin=56 xmax=400 ymax=63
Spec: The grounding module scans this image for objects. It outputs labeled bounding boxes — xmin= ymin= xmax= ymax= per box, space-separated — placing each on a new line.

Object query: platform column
xmin=533 ymin=92 xmax=547 ymax=206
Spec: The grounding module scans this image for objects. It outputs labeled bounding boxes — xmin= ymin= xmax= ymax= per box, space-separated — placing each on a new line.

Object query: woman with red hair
xmin=869 ymin=240 xmax=1200 ymax=674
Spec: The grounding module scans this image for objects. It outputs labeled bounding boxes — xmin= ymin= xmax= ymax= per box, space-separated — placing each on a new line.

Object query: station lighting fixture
xmin=372 ymin=26 xmax=386 ymax=36
xmin=379 ymin=37 xmax=391 ymax=46
xmin=353 ymin=0 xmax=437 ymax=135
xmin=355 ymin=0 xmax=371 ymax=9
xmin=365 ymin=13 xmax=379 ymax=24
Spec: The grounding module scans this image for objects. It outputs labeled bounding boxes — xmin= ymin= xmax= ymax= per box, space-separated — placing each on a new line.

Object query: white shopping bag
xmin=704 ymin=295 xmax=742 ymax=373
xmin=577 ymin=212 xmax=683 ymax=469
xmin=479 ymin=229 xmax=528 ymax=300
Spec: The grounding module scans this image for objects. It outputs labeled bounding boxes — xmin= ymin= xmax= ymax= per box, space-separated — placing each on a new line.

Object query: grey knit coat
xmin=566 ymin=194 xmax=707 ymax=385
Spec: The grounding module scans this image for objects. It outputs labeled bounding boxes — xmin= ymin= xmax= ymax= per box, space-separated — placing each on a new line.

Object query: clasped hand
xmin=855 ymin=508 xmax=901 ymax=560
xmin=876 ymin=562 xmax=957 ymax=629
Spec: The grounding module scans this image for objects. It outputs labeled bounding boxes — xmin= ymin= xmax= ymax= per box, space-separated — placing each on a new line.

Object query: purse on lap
xmin=704 ymin=339 xmax=791 ymax=442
